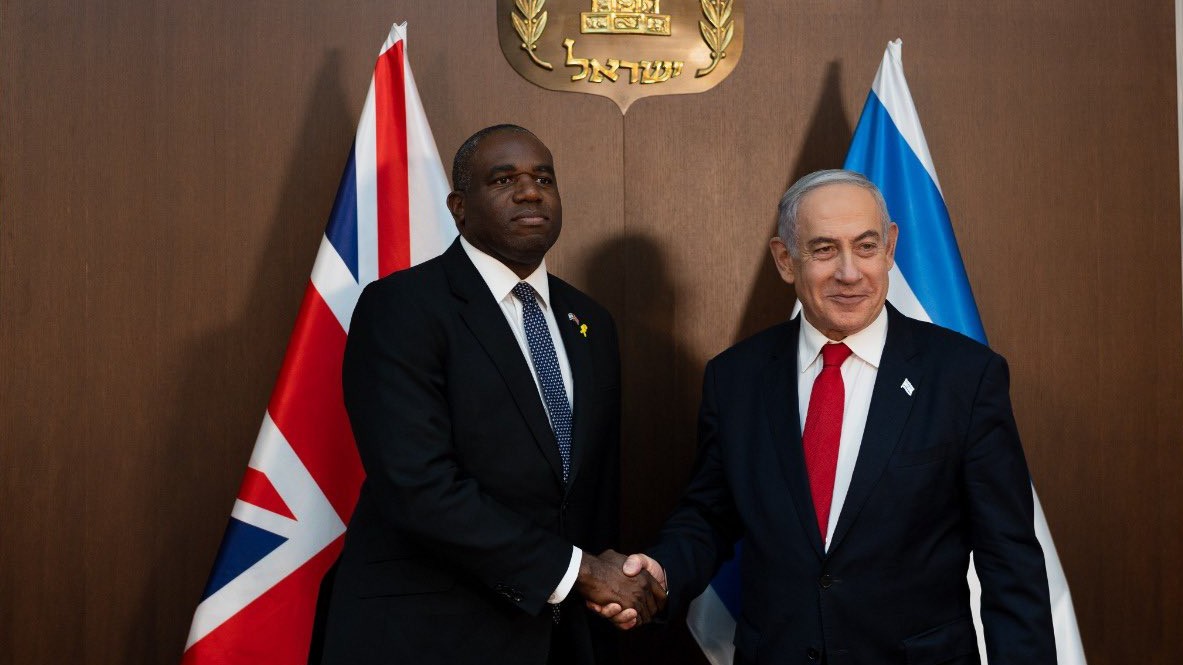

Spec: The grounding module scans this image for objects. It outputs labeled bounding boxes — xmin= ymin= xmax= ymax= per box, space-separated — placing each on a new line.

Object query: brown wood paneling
xmin=3 ymin=3 xmax=97 ymax=662
xmin=2 ymin=1 xmax=1180 ymax=664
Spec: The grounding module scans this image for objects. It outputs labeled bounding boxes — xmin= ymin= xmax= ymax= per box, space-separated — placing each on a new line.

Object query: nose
xmin=512 ymin=175 xmax=542 ymax=202
xmin=834 ymin=250 xmax=862 ymax=283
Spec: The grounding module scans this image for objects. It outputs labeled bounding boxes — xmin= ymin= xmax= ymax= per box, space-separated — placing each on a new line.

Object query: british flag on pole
xmin=182 ymin=23 xmax=455 ymax=664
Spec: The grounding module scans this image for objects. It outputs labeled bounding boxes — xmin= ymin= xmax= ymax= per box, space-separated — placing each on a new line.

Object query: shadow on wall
xmin=734 ymin=59 xmax=855 ymax=345
xmin=582 ymin=233 xmax=699 ymax=552
xmin=131 ymin=50 xmax=357 ymax=663
xmin=581 ymin=231 xmax=710 ymax=665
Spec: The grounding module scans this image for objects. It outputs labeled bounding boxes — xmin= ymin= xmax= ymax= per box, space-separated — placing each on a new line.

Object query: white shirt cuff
xmin=548 ymin=546 xmax=582 ymax=604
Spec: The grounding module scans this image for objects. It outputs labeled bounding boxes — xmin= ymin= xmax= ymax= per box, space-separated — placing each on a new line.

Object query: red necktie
xmin=802 ymin=342 xmax=853 ymax=541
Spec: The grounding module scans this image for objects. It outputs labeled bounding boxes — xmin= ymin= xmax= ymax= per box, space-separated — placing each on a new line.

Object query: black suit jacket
xmin=649 ymin=304 xmax=1055 ymax=665
xmin=316 ymin=240 xmax=620 ymax=665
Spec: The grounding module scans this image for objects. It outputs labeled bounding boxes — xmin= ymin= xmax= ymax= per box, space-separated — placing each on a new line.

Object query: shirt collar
xmin=797 ymin=305 xmax=889 ymax=373
xmin=460 ymin=236 xmax=552 ymax=309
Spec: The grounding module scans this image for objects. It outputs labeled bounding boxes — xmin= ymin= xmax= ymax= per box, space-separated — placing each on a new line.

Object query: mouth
xmin=827 ymin=293 xmax=869 ymax=306
xmin=511 ymin=211 xmax=549 ymax=226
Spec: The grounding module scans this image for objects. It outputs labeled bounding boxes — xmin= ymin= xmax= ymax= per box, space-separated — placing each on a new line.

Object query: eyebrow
xmin=805 ymin=229 xmax=882 ymax=247
xmin=488 ymin=163 xmax=555 ymax=175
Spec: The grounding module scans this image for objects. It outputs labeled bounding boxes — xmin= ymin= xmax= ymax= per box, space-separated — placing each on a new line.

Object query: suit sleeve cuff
xmin=547 ymin=546 xmax=582 ymax=604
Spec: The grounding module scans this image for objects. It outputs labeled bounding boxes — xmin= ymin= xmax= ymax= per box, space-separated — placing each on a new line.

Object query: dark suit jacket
xmin=315 ymin=240 xmax=621 ymax=665
xmin=649 ymin=304 xmax=1055 ymax=665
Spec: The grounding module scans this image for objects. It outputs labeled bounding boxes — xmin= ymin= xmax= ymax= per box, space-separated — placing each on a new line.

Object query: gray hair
xmin=776 ymin=169 xmax=891 ymax=257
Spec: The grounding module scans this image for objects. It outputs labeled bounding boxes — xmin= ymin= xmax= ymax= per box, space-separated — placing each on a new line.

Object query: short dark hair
xmin=450 ymin=124 xmax=535 ymax=192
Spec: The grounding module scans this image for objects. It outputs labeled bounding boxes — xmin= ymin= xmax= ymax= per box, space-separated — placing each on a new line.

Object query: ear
xmin=884 ymin=222 xmax=899 ymax=268
xmin=446 ymin=190 xmax=465 ymax=227
xmin=769 ymin=237 xmax=797 ymax=285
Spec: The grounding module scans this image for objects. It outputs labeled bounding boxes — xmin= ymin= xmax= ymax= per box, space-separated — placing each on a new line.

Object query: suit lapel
xmin=550 ymin=281 xmax=594 ymax=490
xmin=828 ymin=304 xmax=921 ymax=553
xmin=443 ymin=241 xmax=565 ymax=485
xmin=762 ymin=317 xmax=826 ymax=559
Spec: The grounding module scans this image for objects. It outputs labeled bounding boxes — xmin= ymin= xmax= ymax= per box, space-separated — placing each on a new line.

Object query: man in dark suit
xmin=597 ymin=170 xmax=1055 ymax=664
xmin=314 ymin=125 xmax=663 ymax=665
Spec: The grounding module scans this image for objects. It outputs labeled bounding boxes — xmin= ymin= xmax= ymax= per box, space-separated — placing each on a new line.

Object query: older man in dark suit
xmin=598 ymin=170 xmax=1055 ymax=664
xmin=313 ymin=125 xmax=663 ymax=665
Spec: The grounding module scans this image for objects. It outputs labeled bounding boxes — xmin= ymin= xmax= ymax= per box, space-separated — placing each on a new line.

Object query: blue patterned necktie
xmin=511 ymin=281 xmax=572 ymax=483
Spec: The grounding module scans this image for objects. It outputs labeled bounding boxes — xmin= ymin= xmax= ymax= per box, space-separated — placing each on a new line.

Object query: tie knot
xmin=821 ymin=342 xmax=853 ymax=368
xmin=511 ymin=281 xmax=536 ymax=304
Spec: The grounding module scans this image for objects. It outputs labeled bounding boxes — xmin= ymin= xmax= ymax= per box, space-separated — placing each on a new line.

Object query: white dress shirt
xmin=459 ymin=237 xmax=582 ymax=604
xmin=796 ymin=306 xmax=889 ymax=551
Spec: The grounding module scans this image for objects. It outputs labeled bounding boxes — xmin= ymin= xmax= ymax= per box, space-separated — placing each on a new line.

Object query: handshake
xmin=575 ymin=550 xmax=668 ymax=630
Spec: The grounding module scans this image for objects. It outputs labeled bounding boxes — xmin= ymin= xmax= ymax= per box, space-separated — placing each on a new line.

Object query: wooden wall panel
xmin=3 ymin=5 xmax=100 ymax=662
xmin=2 ymin=1 xmax=1179 ymax=664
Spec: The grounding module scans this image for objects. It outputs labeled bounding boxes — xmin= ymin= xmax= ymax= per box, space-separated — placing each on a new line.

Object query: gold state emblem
xmin=498 ymin=0 xmax=744 ymax=113
xmin=581 ymin=0 xmax=671 ymax=36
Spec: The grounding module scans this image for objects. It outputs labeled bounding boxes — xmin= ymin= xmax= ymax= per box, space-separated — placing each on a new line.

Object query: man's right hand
xmin=583 ymin=553 xmax=668 ymax=630
xmin=574 ymin=549 xmax=667 ymax=629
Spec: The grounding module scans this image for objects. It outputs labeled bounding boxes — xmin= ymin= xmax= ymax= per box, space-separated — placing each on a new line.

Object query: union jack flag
xmin=182 ymin=23 xmax=455 ymax=664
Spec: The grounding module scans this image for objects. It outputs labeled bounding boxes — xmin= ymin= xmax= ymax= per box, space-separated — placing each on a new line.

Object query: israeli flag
xmin=687 ymin=39 xmax=1087 ymax=665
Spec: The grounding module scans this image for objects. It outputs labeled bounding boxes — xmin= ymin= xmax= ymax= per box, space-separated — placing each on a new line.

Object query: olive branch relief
xmin=512 ymin=0 xmax=553 ymax=70
xmin=696 ymin=0 xmax=734 ymax=77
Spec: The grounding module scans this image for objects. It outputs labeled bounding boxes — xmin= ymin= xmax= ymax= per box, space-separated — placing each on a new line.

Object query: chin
xmin=842 ymin=318 xmax=874 ymax=335
xmin=505 ymin=242 xmax=553 ymax=266
xmin=517 ymin=233 xmax=558 ymax=253
xmin=818 ymin=313 xmax=865 ymax=336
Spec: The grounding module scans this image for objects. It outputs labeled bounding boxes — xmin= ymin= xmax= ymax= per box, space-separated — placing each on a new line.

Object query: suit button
xmin=806 ymin=647 xmax=821 ymax=660
xmin=819 ymin=574 xmax=832 ymax=589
